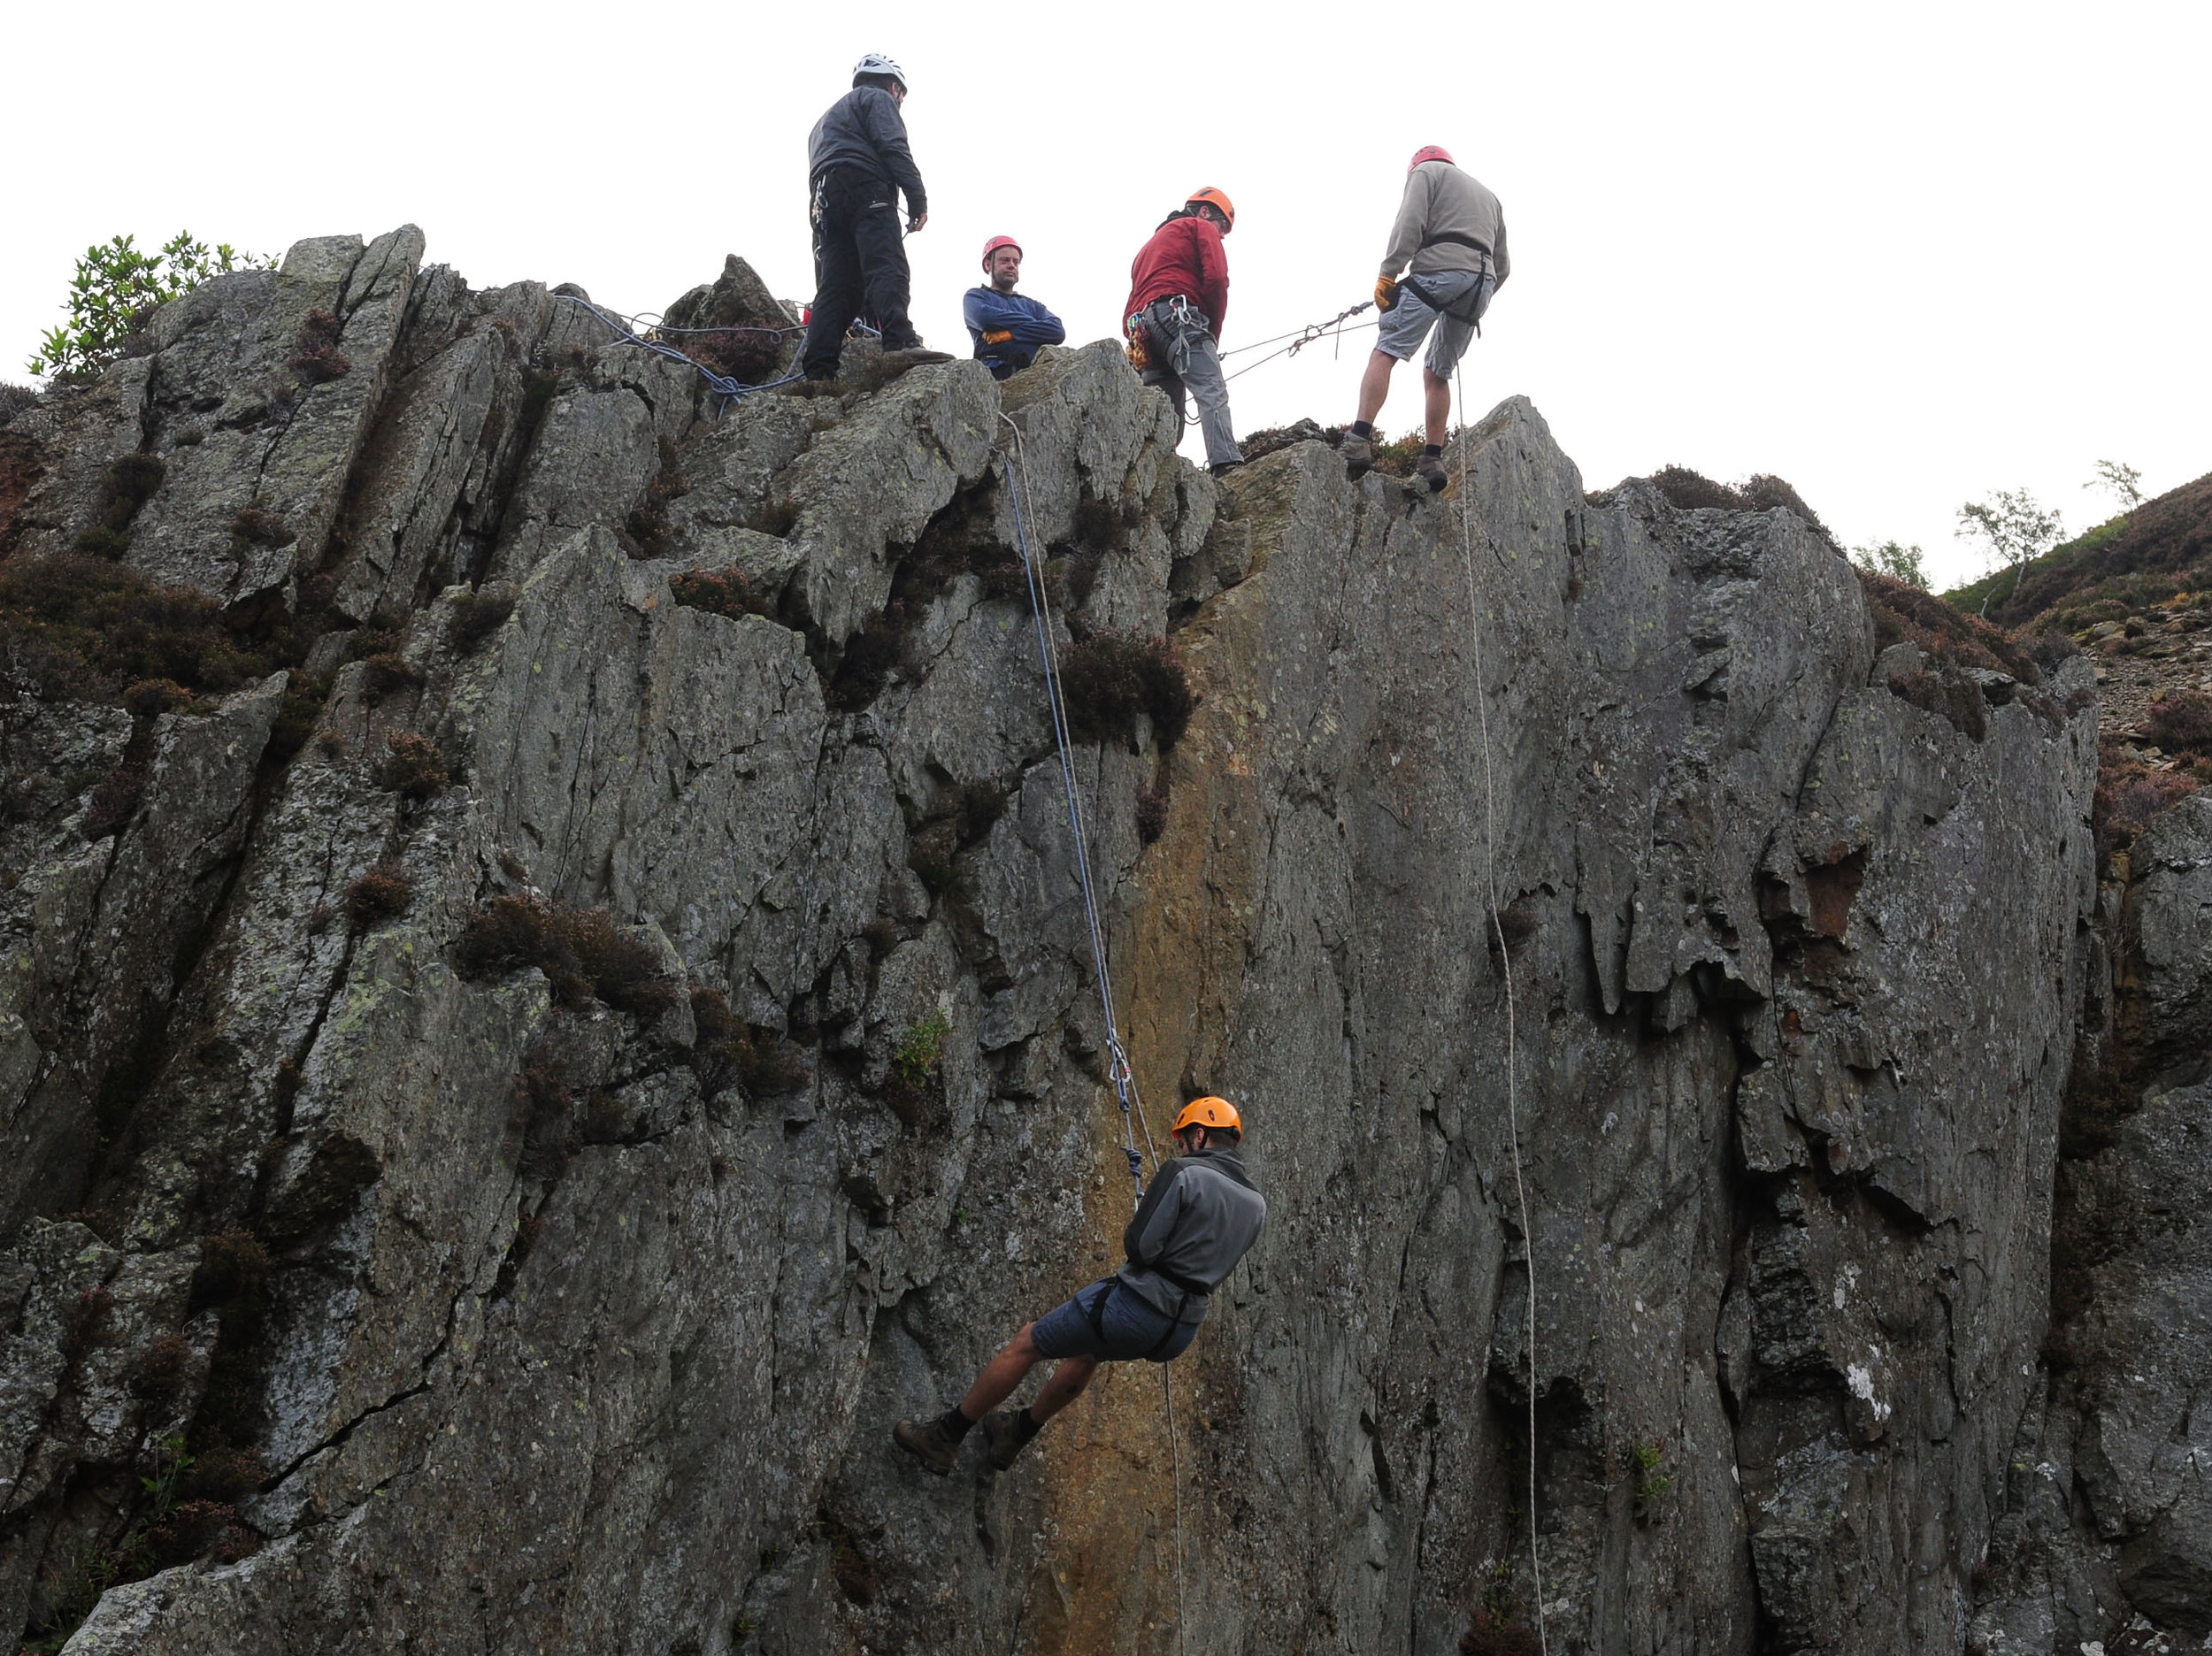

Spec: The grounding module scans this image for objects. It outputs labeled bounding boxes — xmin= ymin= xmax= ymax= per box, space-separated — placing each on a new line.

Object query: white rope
xmin=995 ymin=414 xmax=1185 ymax=1656
xmin=1449 ymin=367 xmax=1548 ymax=1654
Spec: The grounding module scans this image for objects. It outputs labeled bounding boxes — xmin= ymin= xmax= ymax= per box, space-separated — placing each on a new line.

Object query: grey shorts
xmin=1030 ymin=1277 xmax=1197 ymax=1364
xmin=1377 ymin=269 xmax=1494 ymax=378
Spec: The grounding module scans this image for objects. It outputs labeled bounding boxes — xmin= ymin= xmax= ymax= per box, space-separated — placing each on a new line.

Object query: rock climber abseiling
xmin=894 ymin=1097 xmax=1266 ymax=1476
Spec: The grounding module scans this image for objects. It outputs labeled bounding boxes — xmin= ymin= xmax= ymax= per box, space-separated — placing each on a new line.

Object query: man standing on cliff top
xmin=894 ymin=1097 xmax=1265 ymax=1476
xmin=964 ymin=235 xmax=1065 ymax=380
xmin=1125 ymin=188 xmax=1245 ymax=477
xmin=801 ymin=53 xmax=952 ymax=382
xmin=1339 ymin=146 xmax=1510 ymax=494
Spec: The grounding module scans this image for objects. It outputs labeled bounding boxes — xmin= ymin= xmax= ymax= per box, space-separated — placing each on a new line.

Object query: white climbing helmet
xmin=852 ymin=53 xmax=907 ymax=91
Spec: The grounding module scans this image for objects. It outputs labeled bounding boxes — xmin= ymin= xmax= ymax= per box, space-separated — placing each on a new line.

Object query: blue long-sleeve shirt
xmin=963 ymin=287 xmax=1066 ymax=380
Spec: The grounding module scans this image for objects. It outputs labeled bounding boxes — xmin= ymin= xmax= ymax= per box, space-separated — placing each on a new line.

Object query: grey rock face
xmin=1970 ymin=792 xmax=2212 ymax=1652
xmin=0 ymin=235 xmax=2109 ymax=1654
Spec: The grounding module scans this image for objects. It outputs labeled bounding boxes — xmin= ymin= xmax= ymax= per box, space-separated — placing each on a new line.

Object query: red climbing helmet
xmin=1409 ymin=145 xmax=1455 ymax=172
xmin=1173 ymin=1096 xmax=1242 ymax=1136
xmin=980 ymin=234 xmax=1023 ymax=272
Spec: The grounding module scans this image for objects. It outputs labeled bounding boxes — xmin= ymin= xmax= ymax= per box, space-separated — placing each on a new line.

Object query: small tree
xmin=1851 ymin=540 xmax=1927 ymax=589
xmin=2085 ymin=458 xmax=2144 ymax=513
xmin=27 ymin=233 xmax=271 ymax=380
xmin=1956 ymin=488 xmax=2064 ymax=614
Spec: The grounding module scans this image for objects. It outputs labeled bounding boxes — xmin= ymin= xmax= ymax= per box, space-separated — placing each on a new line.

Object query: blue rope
xmin=555 ymin=294 xmax=806 ymax=418
xmin=997 ymin=416 xmax=1154 ymax=1208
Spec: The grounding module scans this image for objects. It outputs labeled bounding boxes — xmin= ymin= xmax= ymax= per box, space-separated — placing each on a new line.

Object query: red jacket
xmin=1124 ymin=214 xmax=1229 ymax=338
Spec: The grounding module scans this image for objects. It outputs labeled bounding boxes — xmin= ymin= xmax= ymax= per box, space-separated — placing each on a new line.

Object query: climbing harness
xmin=554 ymin=295 xmax=806 ymax=418
xmin=996 ymin=413 xmax=1188 ymax=1656
xmin=1450 ymin=364 xmax=1548 ymax=1656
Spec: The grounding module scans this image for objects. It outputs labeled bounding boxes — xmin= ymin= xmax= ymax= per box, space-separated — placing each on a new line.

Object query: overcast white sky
xmin=5 ymin=1 xmax=2206 ymax=589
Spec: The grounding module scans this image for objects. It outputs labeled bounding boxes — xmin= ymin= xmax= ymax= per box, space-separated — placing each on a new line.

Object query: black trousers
xmin=802 ymin=168 xmax=917 ymax=377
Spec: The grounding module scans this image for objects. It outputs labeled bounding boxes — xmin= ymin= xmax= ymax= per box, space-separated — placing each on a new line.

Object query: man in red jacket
xmin=1124 ymin=188 xmax=1243 ymax=476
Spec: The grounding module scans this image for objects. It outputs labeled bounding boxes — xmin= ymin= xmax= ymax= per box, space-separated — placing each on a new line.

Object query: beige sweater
xmin=1380 ymin=162 xmax=1510 ymax=288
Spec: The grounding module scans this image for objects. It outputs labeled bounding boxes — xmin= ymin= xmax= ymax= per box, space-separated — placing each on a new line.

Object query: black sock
xmin=1014 ymin=1407 xmax=1045 ymax=1445
xmin=1350 ymin=420 xmax=1373 ymax=439
xmin=1423 ymin=443 xmax=1442 ymax=458
xmin=940 ymin=1406 xmax=976 ymax=1442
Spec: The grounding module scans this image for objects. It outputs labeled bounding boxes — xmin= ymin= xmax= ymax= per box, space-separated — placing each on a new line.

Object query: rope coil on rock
xmin=554 ymin=294 xmax=806 ymax=418
xmin=997 ymin=413 xmax=1187 ymax=1656
xmin=1451 ymin=366 xmax=1548 ymax=1655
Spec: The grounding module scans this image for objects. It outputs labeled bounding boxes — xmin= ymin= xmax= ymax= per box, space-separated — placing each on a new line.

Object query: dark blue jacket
xmin=963 ymin=288 xmax=1066 ymax=380
xmin=807 ymin=87 xmax=926 ymax=217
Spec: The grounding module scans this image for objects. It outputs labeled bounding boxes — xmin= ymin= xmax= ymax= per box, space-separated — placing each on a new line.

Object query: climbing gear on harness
xmin=1402 ymin=271 xmax=1494 ymax=334
xmin=979 ymin=1407 xmax=1039 ymax=1471
xmin=1409 ymin=143 xmax=1454 ymax=171
xmin=892 ymin=1412 xmax=964 ymax=1475
xmin=1450 ymin=362 xmax=1548 ymax=1655
xmin=852 ymin=51 xmax=907 ymax=89
xmin=1124 ymin=316 xmax=1151 ymax=372
xmin=1186 ymin=187 xmax=1236 ymax=231
xmin=1375 ymin=275 xmax=1400 ymax=312
xmin=980 ymin=234 xmax=1022 ymax=270
xmin=1171 ymin=1096 xmax=1240 ymax=1135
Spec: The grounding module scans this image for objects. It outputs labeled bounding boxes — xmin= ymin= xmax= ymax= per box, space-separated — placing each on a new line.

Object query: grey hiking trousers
xmin=1135 ymin=298 xmax=1241 ymax=469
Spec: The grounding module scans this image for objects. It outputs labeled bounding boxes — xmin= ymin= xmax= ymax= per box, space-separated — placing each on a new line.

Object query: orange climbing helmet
xmin=1186 ymin=187 xmax=1235 ymax=232
xmin=1409 ymin=145 xmax=1454 ymax=172
xmin=980 ymin=234 xmax=1022 ymax=271
xmin=1172 ymin=1095 xmax=1242 ymax=1136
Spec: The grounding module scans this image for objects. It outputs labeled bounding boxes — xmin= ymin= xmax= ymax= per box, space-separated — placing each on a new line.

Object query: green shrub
xmin=448 ymin=586 xmax=516 ymax=653
xmin=687 ymin=984 xmax=806 ymax=1099
xmin=0 ymin=555 xmax=273 ymax=703
xmin=228 ymin=505 xmax=291 ymax=548
xmin=671 ymin=567 xmax=776 ymax=623
xmin=344 ymin=859 xmax=413 ymax=932
xmin=72 ymin=525 xmax=133 ymax=558
xmin=2146 ymin=691 xmax=2212 ymax=756
xmin=456 ymin=894 xmax=680 ymax=1017
xmin=885 ymin=1008 xmax=952 ymax=1127
xmin=380 ymin=731 xmax=448 ymax=801
xmin=1060 ymin=631 xmax=1195 ymax=748
xmin=287 ymin=309 xmax=350 ymax=384
xmin=27 ymin=233 xmax=271 ymax=380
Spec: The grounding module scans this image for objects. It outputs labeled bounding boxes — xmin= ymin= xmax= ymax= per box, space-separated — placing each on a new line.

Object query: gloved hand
xmin=1374 ymin=275 xmax=1399 ymax=313
xmin=983 ymin=329 xmax=1013 ymax=345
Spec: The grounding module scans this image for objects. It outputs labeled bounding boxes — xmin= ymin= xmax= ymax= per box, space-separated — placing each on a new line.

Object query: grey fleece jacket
xmin=1118 ymin=1146 xmax=1266 ymax=1324
xmin=1380 ymin=161 xmax=1510 ymax=289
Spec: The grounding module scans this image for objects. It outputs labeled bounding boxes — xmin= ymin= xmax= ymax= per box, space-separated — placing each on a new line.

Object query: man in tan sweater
xmin=1340 ymin=146 xmax=1510 ymax=492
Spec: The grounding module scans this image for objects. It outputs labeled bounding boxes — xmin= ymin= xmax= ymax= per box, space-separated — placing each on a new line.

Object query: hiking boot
xmin=878 ymin=348 xmax=954 ymax=371
xmin=1339 ymin=433 xmax=1375 ymax=479
xmin=979 ymin=1409 xmax=1033 ymax=1472
xmin=1210 ymin=459 xmax=1245 ymax=479
xmin=893 ymin=1414 xmax=962 ymax=1476
xmin=1415 ymin=454 xmax=1449 ymax=494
